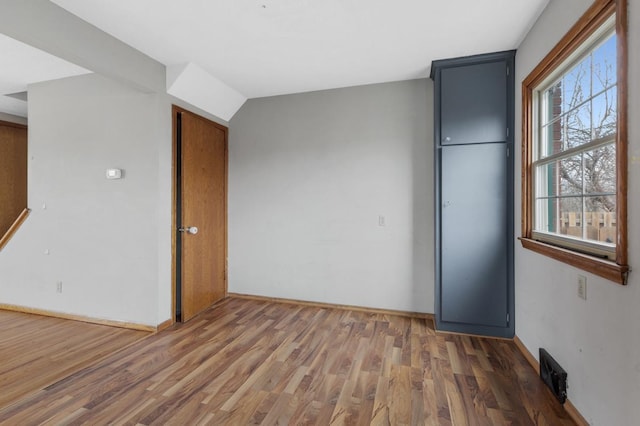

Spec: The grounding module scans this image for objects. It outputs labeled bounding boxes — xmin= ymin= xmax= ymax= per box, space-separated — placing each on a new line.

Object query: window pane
xmin=536 ymin=155 xmax=583 ymax=198
xmin=540 ymin=117 xmax=563 ymax=158
xmin=535 ymin=196 xmax=584 ymax=236
xmin=584 ymin=144 xmax=616 ymax=195
xmin=585 ymin=195 xmax=615 ymax=215
xmin=535 ymin=162 xmax=555 ymax=198
xmin=535 ymin=194 xmax=617 ymax=245
xmin=584 ymin=195 xmax=616 ymax=244
xmin=592 ymin=87 xmax=617 ymax=140
xmin=535 ymin=197 xmax=559 ymax=233
xmin=559 ymin=196 xmax=583 ymax=238
xmin=565 ymin=101 xmax=591 ymax=149
xmin=562 ymin=55 xmax=591 ymax=113
xmin=542 ymin=81 xmax=562 ymax=127
xmin=559 ymin=154 xmax=583 ymax=196
xmin=592 ymin=33 xmax=616 ymax=95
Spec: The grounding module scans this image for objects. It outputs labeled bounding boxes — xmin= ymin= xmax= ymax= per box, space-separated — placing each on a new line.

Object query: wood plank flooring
xmin=0 ymin=298 xmax=576 ymax=425
xmin=0 ymin=310 xmax=149 ymax=410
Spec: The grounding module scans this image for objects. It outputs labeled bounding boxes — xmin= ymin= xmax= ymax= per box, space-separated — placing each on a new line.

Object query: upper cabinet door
xmin=440 ymin=61 xmax=507 ymax=145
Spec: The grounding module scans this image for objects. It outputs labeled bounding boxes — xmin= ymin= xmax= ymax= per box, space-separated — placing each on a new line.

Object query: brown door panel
xmin=177 ymin=109 xmax=227 ymax=322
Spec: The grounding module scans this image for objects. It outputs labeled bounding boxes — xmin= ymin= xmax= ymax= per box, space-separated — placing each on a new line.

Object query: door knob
xmin=178 ymin=226 xmax=198 ymax=235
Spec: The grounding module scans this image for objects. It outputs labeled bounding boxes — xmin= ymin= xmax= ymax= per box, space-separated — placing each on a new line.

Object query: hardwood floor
xmin=0 ymin=298 xmax=576 ymax=425
xmin=0 ymin=310 xmax=148 ymax=410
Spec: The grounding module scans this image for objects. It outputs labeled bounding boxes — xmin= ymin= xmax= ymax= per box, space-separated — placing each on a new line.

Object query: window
xmin=535 ymin=21 xmax=617 ymax=258
xmin=521 ymin=0 xmax=628 ymax=284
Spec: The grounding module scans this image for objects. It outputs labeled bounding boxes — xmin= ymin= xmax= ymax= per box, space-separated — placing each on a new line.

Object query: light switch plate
xmin=578 ymin=275 xmax=587 ymax=300
xmin=106 ymin=168 xmax=122 ymax=179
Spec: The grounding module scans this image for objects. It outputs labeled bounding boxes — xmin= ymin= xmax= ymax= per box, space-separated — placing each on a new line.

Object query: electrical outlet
xmin=56 ymin=281 xmax=63 ymax=294
xmin=378 ymin=215 xmax=385 ymax=227
xmin=577 ymin=275 xmax=587 ymax=300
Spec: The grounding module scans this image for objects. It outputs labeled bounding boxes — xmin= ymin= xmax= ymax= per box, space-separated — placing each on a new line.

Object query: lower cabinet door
xmin=439 ymin=143 xmax=509 ymax=333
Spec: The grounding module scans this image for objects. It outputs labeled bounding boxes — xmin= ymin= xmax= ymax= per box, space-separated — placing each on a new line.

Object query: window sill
xmin=519 ymin=237 xmax=629 ymax=285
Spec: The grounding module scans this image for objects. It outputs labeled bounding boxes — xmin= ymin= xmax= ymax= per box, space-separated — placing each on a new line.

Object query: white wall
xmin=0 ymin=73 xmax=172 ymax=326
xmin=229 ymin=80 xmax=433 ymax=313
xmin=0 ymin=0 xmax=165 ymax=93
xmin=0 ymin=1 xmax=231 ymax=327
xmin=515 ymin=0 xmax=640 ymax=424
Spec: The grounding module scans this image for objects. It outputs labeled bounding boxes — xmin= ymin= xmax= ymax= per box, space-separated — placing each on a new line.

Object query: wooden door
xmin=175 ymin=107 xmax=227 ymax=322
xmin=0 ymin=121 xmax=27 ymax=238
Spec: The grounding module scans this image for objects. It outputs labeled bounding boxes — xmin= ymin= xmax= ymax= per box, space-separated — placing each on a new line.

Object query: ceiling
xmin=50 ymin=0 xmax=550 ymax=99
xmin=0 ymin=32 xmax=90 ymax=117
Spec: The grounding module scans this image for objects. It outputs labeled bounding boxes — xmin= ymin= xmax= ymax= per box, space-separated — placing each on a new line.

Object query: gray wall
xmin=514 ymin=0 xmax=640 ymax=424
xmin=0 ymin=0 xmax=165 ymax=93
xmin=0 ymin=73 xmax=172 ymax=326
xmin=229 ymin=79 xmax=434 ymax=313
xmin=0 ymin=112 xmax=27 ymax=125
xmin=0 ymin=0 xmax=229 ymax=326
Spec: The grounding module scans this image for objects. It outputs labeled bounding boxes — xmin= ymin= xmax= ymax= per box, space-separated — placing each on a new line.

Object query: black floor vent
xmin=539 ymin=348 xmax=567 ymax=403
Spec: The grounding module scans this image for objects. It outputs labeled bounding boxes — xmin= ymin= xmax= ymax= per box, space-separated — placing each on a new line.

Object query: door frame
xmin=171 ymin=105 xmax=229 ymax=324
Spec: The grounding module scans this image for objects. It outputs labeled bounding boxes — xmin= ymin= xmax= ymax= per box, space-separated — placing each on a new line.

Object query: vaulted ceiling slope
xmin=51 ymin=0 xmax=550 ymax=99
xmin=0 ymin=33 xmax=89 ymax=117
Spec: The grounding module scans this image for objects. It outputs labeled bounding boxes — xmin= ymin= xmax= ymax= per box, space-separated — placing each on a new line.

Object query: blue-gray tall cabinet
xmin=431 ymin=51 xmax=516 ymax=338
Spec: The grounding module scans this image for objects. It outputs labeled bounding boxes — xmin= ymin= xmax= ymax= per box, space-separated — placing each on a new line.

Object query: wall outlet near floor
xmin=577 ymin=275 xmax=587 ymax=300
xmin=56 ymin=281 xmax=63 ymax=294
